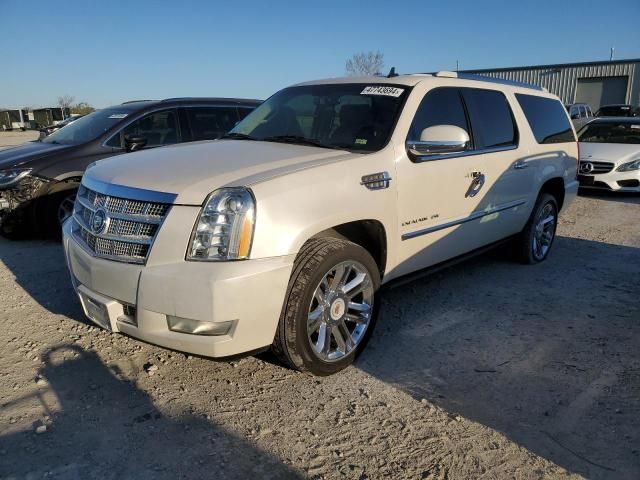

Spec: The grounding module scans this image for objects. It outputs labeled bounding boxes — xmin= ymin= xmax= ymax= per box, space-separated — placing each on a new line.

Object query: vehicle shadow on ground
xmin=0 ymin=344 xmax=302 ymax=479
xmin=578 ymin=188 xmax=640 ymax=205
xmin=357 ymin=235 xmax=640 ymax=479
xmin=0 ymin=237 xmax=84 ymax=320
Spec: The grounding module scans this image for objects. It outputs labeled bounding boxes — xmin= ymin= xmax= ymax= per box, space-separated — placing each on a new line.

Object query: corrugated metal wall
xmin=463 ymin=61 xmax=640 ymax=107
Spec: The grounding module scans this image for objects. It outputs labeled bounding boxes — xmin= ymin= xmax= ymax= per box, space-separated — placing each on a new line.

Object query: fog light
xmin=167 ymin=316 xmax=234 ymax=336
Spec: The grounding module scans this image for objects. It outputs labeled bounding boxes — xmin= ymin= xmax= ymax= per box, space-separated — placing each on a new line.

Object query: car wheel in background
xmin=515 ymin=193 xmax=558 ymax=264
xmin=272 ymin=238 xmax=381 ymax=376
xmin=43 ymin=190 xmax=77 ymax=239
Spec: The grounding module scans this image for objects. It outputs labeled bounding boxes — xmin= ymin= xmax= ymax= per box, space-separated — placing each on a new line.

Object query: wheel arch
xmin=539 ymin=177 xmax=565 ymax=211
xmin=309 ymin=219 xmax=388 ymax=277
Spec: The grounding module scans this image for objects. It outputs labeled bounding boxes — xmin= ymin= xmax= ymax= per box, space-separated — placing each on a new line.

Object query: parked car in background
xmin=39 ymin=114 xmax=85 ymax=138
xmin=565 ymin=103 xmax=594 ymax=130
xmin=595 ymin=104 xmax=638 ymax=117
xmin=63 ymin=72 xmax=578 ymax=375
xmin=577 ymin=117 xmax=640 ymax=192
xmin=0 ymin=97 xmax=260 ymax=238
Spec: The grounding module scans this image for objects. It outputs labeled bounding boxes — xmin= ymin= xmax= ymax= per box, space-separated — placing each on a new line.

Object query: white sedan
xmin=578 ymin=118 xmax=640 ymax=192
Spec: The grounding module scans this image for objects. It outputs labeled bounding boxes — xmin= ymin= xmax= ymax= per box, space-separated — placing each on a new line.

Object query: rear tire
xmin=272 ymin=238 xmax=381 ymax=376
xmin=514 ymin=193 xmax=558 ymax=264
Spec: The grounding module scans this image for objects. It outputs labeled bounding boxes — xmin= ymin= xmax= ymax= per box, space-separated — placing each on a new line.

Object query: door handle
xmin=513 ymin=161 xmax=529 ymax=169
xmin=465 ymin=172 xmax=485 ymax=198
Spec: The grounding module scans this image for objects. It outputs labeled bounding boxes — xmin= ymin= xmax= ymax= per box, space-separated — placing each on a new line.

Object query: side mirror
xmin=124 ymin=135 xmax=147 ymax=152
xmin=407 ymin=125 xmax=470 ymax=157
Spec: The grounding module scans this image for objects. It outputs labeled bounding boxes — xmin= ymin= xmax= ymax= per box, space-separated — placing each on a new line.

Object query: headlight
xmin=0 ymin=169 xmax=31 ymax=188
xmin=187 ymin=187 xmax=256 ymax=261
xmin=616 ymin=160 xmax=640 ymax=172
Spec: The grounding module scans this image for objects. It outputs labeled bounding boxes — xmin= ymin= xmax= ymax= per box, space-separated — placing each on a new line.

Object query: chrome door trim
xmin=408 ymin=144 xmax=518 ymax=163
xmin=401 ymin=199 xmax=526 ymax=241
xmin=513 ymin=160 xmax=529 ymax=169
xmin=81 ymin=176 xmax=178 ymax=204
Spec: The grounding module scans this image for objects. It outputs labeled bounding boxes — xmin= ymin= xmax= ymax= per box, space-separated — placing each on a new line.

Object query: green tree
xmin=71 ymin=102 xmax=95 ymax=115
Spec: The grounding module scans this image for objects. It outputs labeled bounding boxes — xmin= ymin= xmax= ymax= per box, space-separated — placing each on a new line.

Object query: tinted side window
xmin=105 ymin=132 xmax=122 ymax=148
xmin=516 ymin=94 xmax=575 ymax=144
xmin=122 ymin=110 xmax=179 ymax=147
xmin=237 ymin=107 xmax=254 ymax=121
xmin=409 ymin=87 xmax=468 ymax=140
xmin=187 ymin=107 xmax=238 ymax=141
xmin=461 ymin=88 xmax=517 ymax=149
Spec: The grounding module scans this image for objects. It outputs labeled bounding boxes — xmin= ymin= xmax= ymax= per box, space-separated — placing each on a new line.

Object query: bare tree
xmin=57 ymin=95 xmax=75 ymax=119
xmin=345 ymin=51 xmax=384 ymax=76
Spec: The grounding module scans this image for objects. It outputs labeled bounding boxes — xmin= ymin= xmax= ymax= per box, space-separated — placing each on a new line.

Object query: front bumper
xmin=578 ymin=169 xmax=640 ymax=192
xmin=62 ymin=219 xmax=295 ymax=358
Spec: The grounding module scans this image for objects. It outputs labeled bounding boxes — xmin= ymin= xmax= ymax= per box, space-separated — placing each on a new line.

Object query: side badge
xmin=361 ymin=172 xmax=392 ymax=190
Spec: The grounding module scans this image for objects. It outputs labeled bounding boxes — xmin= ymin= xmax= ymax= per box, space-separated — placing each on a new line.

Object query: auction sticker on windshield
xmin=361 ymin=86 xmax=404 ymax=97
xmin=108 ymin=114 xmax=128 ymax=119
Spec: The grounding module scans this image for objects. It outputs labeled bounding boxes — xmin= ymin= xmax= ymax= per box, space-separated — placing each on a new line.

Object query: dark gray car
xmin=0 ymin=97 xmax=260 ymax=237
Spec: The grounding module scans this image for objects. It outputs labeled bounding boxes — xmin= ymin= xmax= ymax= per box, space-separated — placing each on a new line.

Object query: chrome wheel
xmin=307 ymin=260 xmax=374 ymax=362
xmin=57 ymin=194 xmax=76 ymax=225
xmin=532 ymin=202 xmax=556 ymax=260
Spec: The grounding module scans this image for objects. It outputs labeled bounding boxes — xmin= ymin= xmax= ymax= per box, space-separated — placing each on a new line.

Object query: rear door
xmin=184 ymin=106 xmax=240 ymax=141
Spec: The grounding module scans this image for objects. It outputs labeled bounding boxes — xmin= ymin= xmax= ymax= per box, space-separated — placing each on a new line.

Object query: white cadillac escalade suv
xmin=63 ymin=72 xmax=579 ymax=375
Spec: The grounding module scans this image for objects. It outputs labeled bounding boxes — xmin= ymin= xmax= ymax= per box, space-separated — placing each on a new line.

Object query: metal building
xmin=462 ymin=58 xmax=640 ymax=110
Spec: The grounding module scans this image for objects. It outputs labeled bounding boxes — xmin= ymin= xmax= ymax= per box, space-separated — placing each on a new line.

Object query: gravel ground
xmin=0 ymin=131 xmax=40 ymax=149
xmin=0 ymin=188 xmax=638 ymax=479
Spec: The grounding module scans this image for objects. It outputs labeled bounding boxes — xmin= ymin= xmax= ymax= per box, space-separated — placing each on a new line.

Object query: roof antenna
xmin=387 ymin=67 xmax=398 ymax=78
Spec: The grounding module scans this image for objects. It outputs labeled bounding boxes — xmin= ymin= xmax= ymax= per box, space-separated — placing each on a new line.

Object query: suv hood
xmin=579 ymin=142 xmax=640 ymax=164
xmin=85 ymin=140 xmax=357 ymax=205
xmin=0 ymin=141 xmax=71 ymax=170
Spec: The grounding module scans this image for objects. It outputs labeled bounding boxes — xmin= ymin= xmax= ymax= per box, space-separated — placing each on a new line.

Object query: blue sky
xmin=1 ymin=0 xmax=639 ymax=108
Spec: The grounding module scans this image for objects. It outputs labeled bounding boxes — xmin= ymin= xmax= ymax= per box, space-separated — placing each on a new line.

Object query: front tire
xmin=515 ymin=193 xmax=558 ymax=264
xmin=43 ymin=190 xmax=76 ymax=239
xmin=272 ymin=238 xmax=381 ymax=376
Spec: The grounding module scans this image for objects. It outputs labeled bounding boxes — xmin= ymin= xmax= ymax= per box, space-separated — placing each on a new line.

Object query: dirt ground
xmin=0 ymin=175 xmax=638 ymax=478
xmin=0 ymin=131 xmax=40 ymax=149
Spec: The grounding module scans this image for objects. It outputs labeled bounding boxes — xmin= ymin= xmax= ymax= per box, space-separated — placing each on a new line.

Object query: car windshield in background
xmin=42 ymin=109 xmax=127 ymax=145
xmin=596 ymin=105 xmax=634 ymax=117
xmin=228 ymin=84 xmax=409 ymax=152
xmin=579 ymin=122 xmax=640 ymax=144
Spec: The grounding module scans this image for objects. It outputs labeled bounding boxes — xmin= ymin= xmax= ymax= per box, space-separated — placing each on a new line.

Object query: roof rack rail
xmin=121 ymin=99 xmax=155 ymax=104
xmin=455 ymin=73 xmax=545 ymax=91
xmin=428 ymin=71 xmax=544 ymax=91
xmin=161 ymin=97 xmax=227 ymax=102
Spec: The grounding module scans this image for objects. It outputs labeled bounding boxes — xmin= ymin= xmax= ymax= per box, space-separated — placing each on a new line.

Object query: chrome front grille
xmin=579 ymin=160 xmax=614 ymax=174
xmin=71 ymin=185 xmax=170 ymax=264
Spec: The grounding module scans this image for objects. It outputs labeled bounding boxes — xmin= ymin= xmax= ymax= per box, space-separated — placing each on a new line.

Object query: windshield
xmin=579 ymin=122 xmax=640 ymax=144
xmin=43 ymin=108 xmax=128 ymax=145
xmin=229 ymin=84 xmax=409 ymax=152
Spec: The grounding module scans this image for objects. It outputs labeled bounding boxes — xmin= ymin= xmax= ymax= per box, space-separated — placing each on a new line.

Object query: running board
xmin=384 ymin=237 xmax=514 ymax=291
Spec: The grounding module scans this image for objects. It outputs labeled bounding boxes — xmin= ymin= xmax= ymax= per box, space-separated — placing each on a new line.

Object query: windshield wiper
xmin=260 ymin=135 xmax=344 ymax=150
xmin=221 ymin=132 xmax=258 ymax=141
